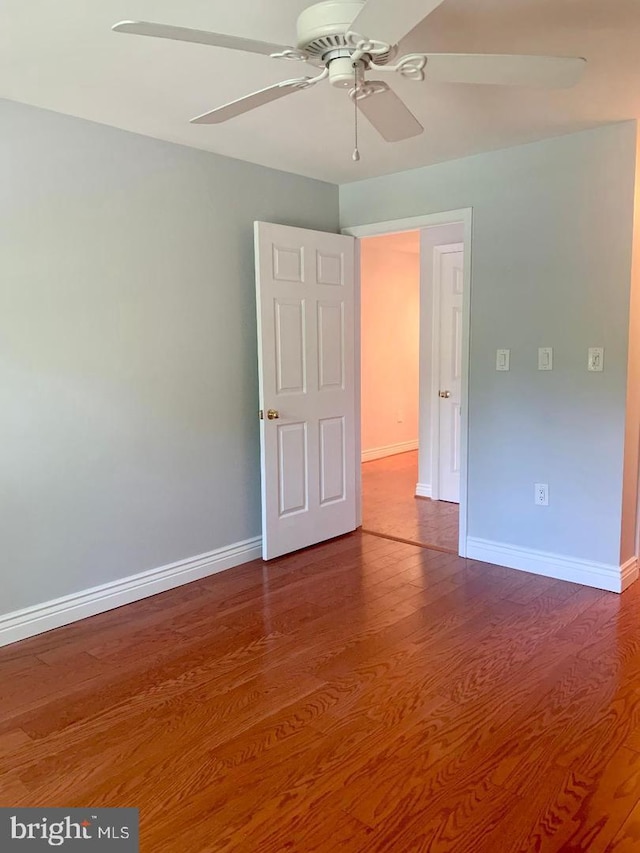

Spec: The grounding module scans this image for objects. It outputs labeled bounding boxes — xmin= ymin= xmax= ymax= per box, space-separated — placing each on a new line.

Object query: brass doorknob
xmin=439 ymin=391 xmax=451 ymax=399
xmin=267 ymin=409 xmax=280 ymax=420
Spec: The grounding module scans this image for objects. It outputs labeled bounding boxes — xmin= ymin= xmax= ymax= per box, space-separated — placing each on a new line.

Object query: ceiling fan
xmin=112 ymin=0 xmax=586 ymax=147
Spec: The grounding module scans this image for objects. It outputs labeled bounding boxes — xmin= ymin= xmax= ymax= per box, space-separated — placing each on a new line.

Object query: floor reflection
xmin=362 ymin=450 xmax=459 ymax=552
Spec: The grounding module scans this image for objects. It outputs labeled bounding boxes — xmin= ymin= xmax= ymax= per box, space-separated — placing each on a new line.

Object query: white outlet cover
xmin=496 ymin=349 xmax=510 ymax=371
xmin=538 ymin=347 xmax=553 ymax=371
xmin=588 ymin=347 xmax=604 ymax=372
xmin=534 ymin=483 xmax=549 ymax=506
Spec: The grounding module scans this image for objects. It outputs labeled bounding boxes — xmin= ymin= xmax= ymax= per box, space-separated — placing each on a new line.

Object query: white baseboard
xmin=621 ymin=556 xmax=639 ymax=591
xmin=415 ymin=483 xmax=432 ymax=499
xmin=362 ymin=440 xmax=418 ymax=463
xmin=466 ymin=537 xmax=637 ymax=594
xmin=0 ymin=537 xmax=262 ymax=648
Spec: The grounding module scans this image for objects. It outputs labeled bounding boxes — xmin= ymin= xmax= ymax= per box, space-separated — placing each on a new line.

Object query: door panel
xmin=255 ymin=222 xmax=356 ymax=560
xmin=317 ymin=250 xmax=345 ymax=286
xmin=319 ymin=416 xmax=346 ymax=505
xmin=273 ymin=245 xmax=304 ymax=282
xmin=277 ymin=422 xmax=308 ymax=517
xmin=318 ymin=302 xmax=345 ymax=390
xmin=275 ymin=299 xmax=306 ymax=394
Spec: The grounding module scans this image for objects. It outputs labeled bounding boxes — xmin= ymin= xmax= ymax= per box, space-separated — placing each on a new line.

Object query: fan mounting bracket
xmin=270 ymin=48 xmax=311 ymax=62
xmin=370 ymin=53 xmax=428 ymax=81
xmin=349 ymin=80 xmax=387 ymax=101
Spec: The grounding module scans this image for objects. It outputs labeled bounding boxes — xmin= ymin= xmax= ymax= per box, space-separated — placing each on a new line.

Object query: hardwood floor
xmin=362 ymin=450 xmax=459 ymax=552
xmin=1 ymin=531 xmax=640 ymax=851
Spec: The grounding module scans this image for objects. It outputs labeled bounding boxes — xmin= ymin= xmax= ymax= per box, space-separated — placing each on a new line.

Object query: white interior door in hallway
xmin=254 ymin=222 xmax=357 ymax=560
xmin=434 ymin=243 xmax=464 ymax=504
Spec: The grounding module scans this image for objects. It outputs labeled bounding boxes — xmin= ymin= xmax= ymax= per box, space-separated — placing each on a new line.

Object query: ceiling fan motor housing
xmin=296 ymin=0 xmax=393 ymax=72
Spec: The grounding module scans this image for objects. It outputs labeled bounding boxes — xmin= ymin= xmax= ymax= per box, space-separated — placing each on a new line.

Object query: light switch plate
xmin=496 ymin=349 xmax=510 ymax=371
xmin=588 ymin=347 xmax=604 ymax=372
xmin=538 ymin=347 xmax=553 ymax=371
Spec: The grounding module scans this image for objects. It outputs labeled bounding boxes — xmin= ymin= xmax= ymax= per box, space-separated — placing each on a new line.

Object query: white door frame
xmin=342 ymin=208 xmax=473 ymax=558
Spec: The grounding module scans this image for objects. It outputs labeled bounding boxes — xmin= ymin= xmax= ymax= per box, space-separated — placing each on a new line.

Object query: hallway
xmin=362 ymin=450 xmax=459 ymax=553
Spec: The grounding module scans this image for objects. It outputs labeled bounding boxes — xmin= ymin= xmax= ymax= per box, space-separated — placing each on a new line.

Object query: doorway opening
xmin=346 ymin=211 xmax=472 ymax=557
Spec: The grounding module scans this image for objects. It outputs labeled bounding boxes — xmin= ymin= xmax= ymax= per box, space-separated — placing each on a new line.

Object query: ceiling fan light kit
xmin=112 ymin=0 xmax=587 ymax=158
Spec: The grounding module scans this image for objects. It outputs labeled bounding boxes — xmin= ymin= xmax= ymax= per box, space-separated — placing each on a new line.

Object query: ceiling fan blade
xmin=191 ymin=79 xmax=312 ymax=124
xmin=112 ymin=21 xmax=294 ymax=57
xmin=357 ymin=82 xmax=423 ymax=142
xmin=423 ymin=53 xmax=587 ymax=88
xmin=350 ymin=0 xmax=446 ymax=46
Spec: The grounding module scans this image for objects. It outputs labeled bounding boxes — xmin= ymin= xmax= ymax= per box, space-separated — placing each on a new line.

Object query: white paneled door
xmin=254 ymin=222 xmax=357 ymax=560
xmin=437 ymin=244 xmax=464 ymax=504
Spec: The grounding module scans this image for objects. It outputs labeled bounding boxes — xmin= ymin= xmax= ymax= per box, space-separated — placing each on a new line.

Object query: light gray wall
xmin=0 ymin=99 xmax=338 ymax=614
xmin=342 ymin=123 xmax=637 ymax=566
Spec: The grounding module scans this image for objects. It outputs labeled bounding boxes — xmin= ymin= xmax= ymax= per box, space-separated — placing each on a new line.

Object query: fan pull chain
xmin=352 ymin=63 xmax=360 ymax=162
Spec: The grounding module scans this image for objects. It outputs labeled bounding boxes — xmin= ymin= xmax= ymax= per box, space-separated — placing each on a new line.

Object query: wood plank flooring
xmin=362 ymin=451 xmax=459 ymax=552
xmin=1 ymin=531 xmax=639 ymax=851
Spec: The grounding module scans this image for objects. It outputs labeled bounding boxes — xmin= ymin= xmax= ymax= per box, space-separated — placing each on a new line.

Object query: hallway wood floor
xmin=1 ymin=532 xmax=640 ymax=851
xmin=362 ymin=450 xmax=459 ymax=552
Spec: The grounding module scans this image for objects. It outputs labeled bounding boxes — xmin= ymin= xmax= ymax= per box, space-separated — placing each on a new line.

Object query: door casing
xmin=343 ymin=208 xmax=473 ymax=558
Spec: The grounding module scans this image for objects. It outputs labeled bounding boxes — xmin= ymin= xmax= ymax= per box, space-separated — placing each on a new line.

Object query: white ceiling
xmin=2 ymin=0 xmax=640 ymax=184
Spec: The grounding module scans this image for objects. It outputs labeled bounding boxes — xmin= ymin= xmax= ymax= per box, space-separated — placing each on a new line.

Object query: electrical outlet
xmin=534 ymin=483 xmax=549 ymax=506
